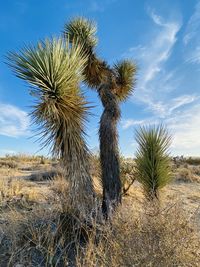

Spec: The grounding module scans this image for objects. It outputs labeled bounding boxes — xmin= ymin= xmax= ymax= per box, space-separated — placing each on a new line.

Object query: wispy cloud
xmin=0 ymin=103 xmax=30 ymax=137
xmin=122 ymin=94 xmax=198 ymax=129
xmin=183 ymin=1 xmax=200 ymax=65
xmin=121 ymin=8 xmax=200 ymax=156
xmin=149 ymin=94 xmax=199 ymax=118
xmin=166 ymin=104 xmax=200 ymax=155
xmin=122 ymin=119 xmax=149 ymax=129
xmin=122 ymin=103 xmax=200 ymax=156
xmin=183 ymin=1 xmax=200 ymax=45
xmin=123 ymin=9 xmax=182 ymax=116
xmin=186 ymin=46 xmax=200 ymax=64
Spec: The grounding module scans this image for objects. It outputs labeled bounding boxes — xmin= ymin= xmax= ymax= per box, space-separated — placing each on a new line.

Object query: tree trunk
xmin=59 ymin=121 xmax=96 ymax=219
xmin=98 ymin=83 xmax=122 ymax=218
xmin=65 ymin=150 xmax=95 ymax=219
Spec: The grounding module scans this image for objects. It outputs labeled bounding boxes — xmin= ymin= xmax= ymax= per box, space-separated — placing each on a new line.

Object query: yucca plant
xmin=135 ymin=125 xmax=172 ymax=200
xmin=64 ymin=17 xmax=137 ymax=217
xmin=6 ymin=38 xmax=95 ymax=217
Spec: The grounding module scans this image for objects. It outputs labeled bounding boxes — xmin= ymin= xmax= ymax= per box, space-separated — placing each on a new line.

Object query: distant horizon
xmin=0 ymin=0 xmax=200 ymax=157
xmin=0 ymin=150 xmax=200 ymax=159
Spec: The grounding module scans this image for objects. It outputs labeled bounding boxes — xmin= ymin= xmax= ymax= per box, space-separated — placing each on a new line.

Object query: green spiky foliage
xmin=6 ymin=38 xmax=95 ymax=216
xmin=114 ymin=60 xmax=137 ymax=102
xmin=64 ymin=17 xmax=108 ymax=89
xmin=64 ymin=17 xmax=98 ymax=51
xmin=64 ymin=17 xmax=137 ymax=217
xmin=135 ymin=125 xmax=172 ymax=200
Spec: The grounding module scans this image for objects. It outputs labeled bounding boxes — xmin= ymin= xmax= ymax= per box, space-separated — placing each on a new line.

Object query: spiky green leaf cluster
xmin=7 ymin=38 xmax=86 ymax=98
xmin=64 ymin=17 xmax=98 ymax=52
xmin=64 ymin=17 xmax=137 ymax=97
xmin=6 ymin=38 xmax=89 ymax=159
xmin=114 ymin=60 xmax=137 ymax=102
xmin=135 ymin=125 xmax=172 ymax=199
xmin=64 ymin=17 xmax=108 ymax=89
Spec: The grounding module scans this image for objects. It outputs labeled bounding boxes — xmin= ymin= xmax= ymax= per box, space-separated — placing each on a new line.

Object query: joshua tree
xmin=135 ymin=125 xmax=172 ymax=200
xmin=7 ymin=38 xmax=95 ymax=217
xmin=64 ymin=17 xmax=137 ymax=217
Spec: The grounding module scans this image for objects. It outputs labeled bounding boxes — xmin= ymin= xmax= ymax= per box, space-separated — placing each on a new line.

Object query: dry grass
xmin=0 ymin=178 xmax=27 ymax=201
xmin=0 ymin=159 xmax=18 ymax=169
xmin=0 ymin=177 xmax=52 ymax=208
xmin=76 ymin=202 xmax=200 ymax=267
xmin=175 ymin=167 xmax=200 ymax=183
xmin=1 ymin=198 xmax=199 ymax=267
xmin=0 ymin=156 xmax=200 ymax=266
xmin=0 ymin=154 xmax=52 ymax=164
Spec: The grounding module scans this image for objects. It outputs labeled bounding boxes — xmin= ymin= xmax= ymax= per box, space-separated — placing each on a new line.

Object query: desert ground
xmin=0 ymin=155 xmax=199 ymax=266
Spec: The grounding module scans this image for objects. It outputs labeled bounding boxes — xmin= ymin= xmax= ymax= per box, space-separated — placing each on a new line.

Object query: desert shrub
xmin=76 ymin=203 xmax=200 ymax=267
xmin=0 ymin=177 xmax=46 ymax=208
xmin=184 ymin=157 xmax=200 ymax=166
xmin=192 ymin=165 xmax=200 ymax=176
xmin=1 ymin=206 xmax=100 ymax=266
xmin=1 ymin=192 xmax=199 ymax=267
xmin=29 ymin=169 xmax=62 ymax=182
xmin=0 ymin=178 xmax=26 ymax=201
xmin=1 ymin=208 xmax=68 ymax=266
xmin=39 ymin=156 xmax=46 ymax=164
xmin=175 ymin=167 xmax=200 ymax=183
xmin=120 ymin=159 xmax=135 ymax=195
xmin=0 ymin=159 xmax=18 ymax=169
xmin=0 ymin=155 xmax=53 ymax=168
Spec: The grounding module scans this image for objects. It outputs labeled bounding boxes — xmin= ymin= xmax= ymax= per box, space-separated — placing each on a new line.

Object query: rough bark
xmin=65 ymin=151 xmax=95 ymax=218
xmin=58 ymin=121 xmax=96 ymax=219
xmin=98 ymin=82 xmax=122 ymax=218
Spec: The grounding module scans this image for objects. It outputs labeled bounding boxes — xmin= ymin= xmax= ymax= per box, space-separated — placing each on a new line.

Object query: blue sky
xmin=0 ymin=0 xmax=200 ymax=157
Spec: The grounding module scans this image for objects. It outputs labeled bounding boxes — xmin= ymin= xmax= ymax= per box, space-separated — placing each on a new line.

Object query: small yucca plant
xmin=135 ymin=125 xmax=172 ymax=200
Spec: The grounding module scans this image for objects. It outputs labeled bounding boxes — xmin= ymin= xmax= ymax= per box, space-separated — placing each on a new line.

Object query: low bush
xmin=77 ymin=202 xmax=200 ymax=267
xmin=120 ymin=159 xmax=135 ymax=195
xmin=1 ymin=199 xmax=199 ymax=267
xmin=185 ymin=157 xmax=200 ymax=166
xmin=0 ymin=160 xmax=18 ymax=169
xmin=175 ymin=167 xmax=200 ymax=183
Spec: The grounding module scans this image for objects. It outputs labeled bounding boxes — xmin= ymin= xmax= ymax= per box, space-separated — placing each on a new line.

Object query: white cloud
xmin=122 ymin=95 xmax=198 ymax=128
xmin=166 ymin=104 xmax=200 ymax=156
xmin=122 ymin=102 xmax=200 ymax=156
xmin=124 ymin=10 xmax=181 ymax=116
xmin=149 ymin=94 xmax=199 ymax=118
xmin=186 ymin=46 xmax=200 ymax=64
xmin=121 ymin=9 xmax=200 ymax=156
xmin=142 ymin=10 xmax=180 ymax=86
xmin=0 ymin=103 xmax=30 ymax=137
xmin=183 ymin=1 xmax=200 ymax=45
xmin=183 ymin=1 xmax=200 ymax=65
xmin=122 ymin=119 xmax=149 ymax=129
